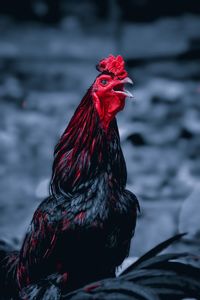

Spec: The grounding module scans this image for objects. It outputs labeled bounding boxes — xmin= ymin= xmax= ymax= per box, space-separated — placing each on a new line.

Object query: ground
xmin=0 ymin=15 xmax=200 ymax=258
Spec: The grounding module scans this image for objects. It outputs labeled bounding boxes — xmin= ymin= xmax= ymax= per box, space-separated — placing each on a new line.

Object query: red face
xmin=92 ymin=74 xmax=133 ymax=130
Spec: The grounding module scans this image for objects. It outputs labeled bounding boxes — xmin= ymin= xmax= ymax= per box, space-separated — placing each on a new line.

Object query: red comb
xmin=96 ymin=55 xmax=128 ymax=79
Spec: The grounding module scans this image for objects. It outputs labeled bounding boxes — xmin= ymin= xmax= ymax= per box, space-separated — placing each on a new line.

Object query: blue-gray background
xmin=0 ymin=0 xmax=200 ymax=257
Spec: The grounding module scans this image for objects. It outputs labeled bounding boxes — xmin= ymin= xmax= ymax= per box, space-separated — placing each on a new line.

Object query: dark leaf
xmin=122 ymin=269 xmax=176 ymax=281
xmin=133 ymin=253 xmax=188 ymax=270
xmin=121 ymin=234 xmax=186 ymax=275
xmin=139 ymin=274 xmax=200 ymax=297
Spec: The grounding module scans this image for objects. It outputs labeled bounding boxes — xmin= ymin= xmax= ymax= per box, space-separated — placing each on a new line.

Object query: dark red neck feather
xmin=50 ymin=87 xmax=127 ymax=197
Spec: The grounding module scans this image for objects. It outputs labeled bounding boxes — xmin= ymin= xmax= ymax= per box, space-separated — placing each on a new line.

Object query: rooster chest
xmin=56 ymin=175 xmax=134 ymax=261
xmin=58 ymin=207 xmax=129 ymax=263
xmin=59 ymin=191 xmax=130 ymax=253
xmin=61 ymin=180 xmax=127 ymax=229
xmin=49 ymin=183 xmax=136 ymax=281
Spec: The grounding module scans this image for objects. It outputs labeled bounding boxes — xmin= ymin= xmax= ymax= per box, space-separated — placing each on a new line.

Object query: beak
xmin=121 ymin=77 xmax=133 ymax=85
xmin=120 ymin=77 xmax=134 ymax=98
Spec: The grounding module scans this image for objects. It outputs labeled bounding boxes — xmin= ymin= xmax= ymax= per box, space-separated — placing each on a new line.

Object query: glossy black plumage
xmin=0 ymin=87 xmax=138 ymax=298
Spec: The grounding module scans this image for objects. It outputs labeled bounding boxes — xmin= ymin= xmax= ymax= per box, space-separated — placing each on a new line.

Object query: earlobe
xmin=92 ymin=92 xmax=104 ymax=120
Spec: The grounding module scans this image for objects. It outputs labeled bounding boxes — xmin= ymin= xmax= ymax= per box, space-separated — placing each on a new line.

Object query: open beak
xmin=113 ymin=77 xmax=134 ymax=98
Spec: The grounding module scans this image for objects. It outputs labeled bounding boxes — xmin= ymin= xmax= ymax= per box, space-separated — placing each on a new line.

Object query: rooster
xmin=0 ymin=55 xmax=139 ymax=298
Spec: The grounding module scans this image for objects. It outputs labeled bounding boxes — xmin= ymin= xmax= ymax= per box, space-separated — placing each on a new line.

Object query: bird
xmin=0 ymin=55 xmax=139 ymax=298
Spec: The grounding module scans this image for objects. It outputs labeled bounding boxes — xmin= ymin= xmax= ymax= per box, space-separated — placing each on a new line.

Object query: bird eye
xmin=101 ymin=79 xmax=108 ymax=85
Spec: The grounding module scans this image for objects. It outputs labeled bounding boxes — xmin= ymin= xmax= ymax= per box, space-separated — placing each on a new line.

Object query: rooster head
xmin=92 ymin=55 xmax=133 ymax=130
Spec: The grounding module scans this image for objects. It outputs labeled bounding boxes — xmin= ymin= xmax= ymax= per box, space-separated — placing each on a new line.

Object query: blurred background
xmin=0 ymin=0 xmax=200 ymax=257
